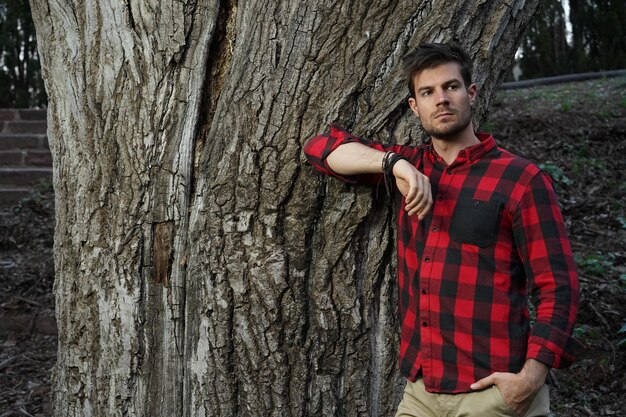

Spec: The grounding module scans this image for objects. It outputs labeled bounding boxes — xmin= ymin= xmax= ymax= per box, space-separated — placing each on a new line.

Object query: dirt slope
xmin=488 ymin=76 xmax=626 ymax=417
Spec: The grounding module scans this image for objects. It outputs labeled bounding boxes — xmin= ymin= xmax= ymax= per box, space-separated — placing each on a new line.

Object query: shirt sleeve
xmin=303 ymin=124 xmax=419 ymax=184
xmin=513 ymin=171 xmax=583 ymax=368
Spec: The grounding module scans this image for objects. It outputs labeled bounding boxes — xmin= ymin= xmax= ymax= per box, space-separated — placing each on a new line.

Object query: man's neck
xmin=431 ymin=127 xmax=480 ymax=165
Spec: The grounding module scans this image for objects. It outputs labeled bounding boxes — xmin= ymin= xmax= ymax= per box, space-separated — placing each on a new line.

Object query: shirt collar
xmin=464 ymin=132 xmax=496 ymax=161
xmin=428 ymin=132 xmax=496 ymax=166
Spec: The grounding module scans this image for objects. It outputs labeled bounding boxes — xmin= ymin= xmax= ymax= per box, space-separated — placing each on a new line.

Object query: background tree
xmin=516 ymin=0 xmax=571 ymax=79
xmin=29 ymin=1 xmax=540 ymax=416
xmin=0 ymin=0 xmax=45 ymax=107
xmin=515 ymin=0 xmax=626 ymax=79
xmin=569 ymin=0 xmax=626 ymax=72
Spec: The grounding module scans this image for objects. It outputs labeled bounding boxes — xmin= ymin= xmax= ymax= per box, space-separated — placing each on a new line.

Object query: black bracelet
xmin=381 ymin=151 xmax=392 ymax=173
xmin=383 ymin=152 xmax=407 ymax=176
xmin=387 ymin=153 xmax=407 ymax=175
xmin=382 ymin=152 xmax=408 ymax=200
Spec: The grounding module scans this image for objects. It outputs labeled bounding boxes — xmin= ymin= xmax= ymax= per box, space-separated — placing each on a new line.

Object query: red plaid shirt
xmin=304 ymin=125 xmax=581 ymax=393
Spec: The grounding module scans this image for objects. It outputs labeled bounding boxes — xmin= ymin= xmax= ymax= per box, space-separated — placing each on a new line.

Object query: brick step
xmin=17 ymin=109 xmax=47 ymax=121
xmin=0 ymin=150 xmax=52 ymax=167
xmin=0 ymin=109 xmax=47 ymax=121
xmin=0 ymin=120 xmax=47 ymax=134
xmin=0 ymin=134 xmax=49 ymax=150
xmin=0 ymin=187 xmax=35 ymax=207
xmin=0 ymin=168 xmax=52 ymax=187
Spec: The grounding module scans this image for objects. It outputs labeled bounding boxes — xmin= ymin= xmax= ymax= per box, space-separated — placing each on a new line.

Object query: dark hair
xmin=402 ymin=43 xmax=473 ymax=98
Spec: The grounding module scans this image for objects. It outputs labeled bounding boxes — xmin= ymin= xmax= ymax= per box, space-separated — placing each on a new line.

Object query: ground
xmin=0 ymin=76 xmax=625 ymax=416
xmin=0 ymin=185 xmax=55 ymax=416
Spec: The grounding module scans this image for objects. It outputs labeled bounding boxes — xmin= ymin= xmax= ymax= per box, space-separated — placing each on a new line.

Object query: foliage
xmin=569 ymin=0 xmax=626 ymax=73
xmin=574 ymin=252 xmax=614 ymax=276
xmin=514 ymin=0 xmax=626 ymax=80
xmin=538 ymin=162 xmax=572 ymax=188
xmin=0 ymin=0 xmax=46 ymax=108
xmin=619 ymin=322 xmax=626 ymax=348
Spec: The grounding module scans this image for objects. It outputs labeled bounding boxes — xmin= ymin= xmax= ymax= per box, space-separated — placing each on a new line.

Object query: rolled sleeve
xmin=303 ymin=124 xmax=420 ymax=184
xmin=303 ymin=124 xmax=368 ymax=183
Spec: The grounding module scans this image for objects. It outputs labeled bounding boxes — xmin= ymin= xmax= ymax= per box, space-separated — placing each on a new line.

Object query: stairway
xmin=0 ymin=109 xmax=51 ymax=208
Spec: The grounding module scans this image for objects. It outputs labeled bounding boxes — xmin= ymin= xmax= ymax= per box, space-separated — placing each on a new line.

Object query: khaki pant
xmin=395 ymin=377 xmax=550 ymax=417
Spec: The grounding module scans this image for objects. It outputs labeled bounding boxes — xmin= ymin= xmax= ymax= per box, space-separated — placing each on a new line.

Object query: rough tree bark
xmin=29 ymin=0 xmax=540 ymax=416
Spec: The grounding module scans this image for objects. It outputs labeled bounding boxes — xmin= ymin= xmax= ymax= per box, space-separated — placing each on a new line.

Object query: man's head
xmin=403 ymin=43 xmax=477 ymax=141
xmin=403 ymin=43 xmax=473 ymax=99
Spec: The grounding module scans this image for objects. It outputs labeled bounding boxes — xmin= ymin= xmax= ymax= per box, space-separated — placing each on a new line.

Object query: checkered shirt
xmin=304 ymin=125 xmax=581 ymax=393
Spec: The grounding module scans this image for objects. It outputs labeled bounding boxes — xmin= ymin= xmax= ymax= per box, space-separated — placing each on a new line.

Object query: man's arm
xmin=304 ymin=125 xmax=433 ymax=219
xmin=472 ymin=170 xmax=581 ymax=414
xmin=326 ymin=142 xmax=432 ymax=219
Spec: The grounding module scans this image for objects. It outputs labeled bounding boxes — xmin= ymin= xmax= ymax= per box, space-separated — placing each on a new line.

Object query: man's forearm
xmin=326 ymin=142 xmax=386 ymax=175
xmin=520 ymin=359 xmax=550 ymax=391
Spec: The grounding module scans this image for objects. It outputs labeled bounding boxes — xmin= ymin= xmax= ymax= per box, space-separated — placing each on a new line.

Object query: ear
xmin=467 ymin=83 xmax=477 ymax=105
xmin=408 ymin=97 xmax=420 ymax=119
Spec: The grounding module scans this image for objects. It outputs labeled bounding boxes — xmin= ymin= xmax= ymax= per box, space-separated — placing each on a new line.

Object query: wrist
xmin=519 ymin=359 xmax=549 ymax=391
xmin=382 ymin=152 xmax=407 ymax=175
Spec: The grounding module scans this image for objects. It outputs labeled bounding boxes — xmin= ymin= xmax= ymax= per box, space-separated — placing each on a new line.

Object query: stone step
xmin=0 ymin=109 xmax=18 ymax=121
xmin=0 ymin=120 xmax=48 ymax=135
xmin=0 ymin=187 xmax=34 ymax=207
xmin=0 ymin=150 xmax=53 ymax=167
xmin=0 ymin=134 xmax=49 ymax=150
xmin=0 ymin=108 xmax=47 ymax=121
xmin=0 ymin=150 xmax=24 ymax=166
xmin=0 ymin=168 xmax=52 ymax=187
xmin=17 ymin=109 xmax=47 ymax=121
xmin=25 ymin=150 xmax=53 ymax=166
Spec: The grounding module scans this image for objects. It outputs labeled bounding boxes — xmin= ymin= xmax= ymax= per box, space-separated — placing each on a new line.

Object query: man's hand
xmin=392 ymin=159 xmax=432 ymax=220
xmin=470 ymin=359 xmax=549 ymax=416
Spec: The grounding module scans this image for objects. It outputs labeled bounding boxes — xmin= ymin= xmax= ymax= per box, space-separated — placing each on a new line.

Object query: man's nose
xmin=435 ymin=89 xmax=449 ymax=105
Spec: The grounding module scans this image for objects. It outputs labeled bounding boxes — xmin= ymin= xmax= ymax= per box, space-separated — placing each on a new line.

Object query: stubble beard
xmin=422 ymin=107 xmax=473 ymax=141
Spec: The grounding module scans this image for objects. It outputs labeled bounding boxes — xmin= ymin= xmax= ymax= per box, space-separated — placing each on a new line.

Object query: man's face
xmin=408 ymin=62 xmax=477 ymax=141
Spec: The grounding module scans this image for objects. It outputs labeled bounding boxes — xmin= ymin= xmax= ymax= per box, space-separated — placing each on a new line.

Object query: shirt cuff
xmin=322 ymin=124 xmax=375 ymax=183
xmin=526 ymin=322 xmax=584 ymax=368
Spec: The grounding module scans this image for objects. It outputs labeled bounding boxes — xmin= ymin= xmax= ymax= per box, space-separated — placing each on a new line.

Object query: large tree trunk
xmin=29 ymin=1 xmax=540 ymax=416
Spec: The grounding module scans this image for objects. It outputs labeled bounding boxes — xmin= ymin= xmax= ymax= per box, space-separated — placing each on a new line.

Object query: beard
xmin=421 ymin=106 xmax=473 ymax=140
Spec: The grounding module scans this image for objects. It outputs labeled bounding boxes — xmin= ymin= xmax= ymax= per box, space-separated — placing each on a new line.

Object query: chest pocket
xmin=449 ymin=199 xmax=503 ymax=247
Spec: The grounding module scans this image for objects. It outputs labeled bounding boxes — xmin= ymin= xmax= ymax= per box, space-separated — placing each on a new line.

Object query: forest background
xmin=2 ymin=0 xmax=625 ymax=108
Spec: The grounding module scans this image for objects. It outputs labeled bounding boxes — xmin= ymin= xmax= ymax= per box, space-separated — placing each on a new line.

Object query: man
xmin=303 ymin=43 xmax=580 ymax=417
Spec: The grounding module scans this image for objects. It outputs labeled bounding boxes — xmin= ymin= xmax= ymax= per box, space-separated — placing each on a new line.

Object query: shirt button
xmin=431 ymin=227 xmax=438 ymax=232
xmin=474 ymin=201 xmax=480 ymax=206
xmin=424 ymin=257 xmax=430 ymax=263
xmin=421 ymin=289 xmax=427 ymax=295
xmin=422 ymin=321 xmax=428 ymax=327
xmin=437 ymin=195 xmax=444 ymax=201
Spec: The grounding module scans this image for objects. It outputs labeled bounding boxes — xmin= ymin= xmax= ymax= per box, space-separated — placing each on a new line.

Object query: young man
xmin=304 ymin=43 xmax=580 ymax=417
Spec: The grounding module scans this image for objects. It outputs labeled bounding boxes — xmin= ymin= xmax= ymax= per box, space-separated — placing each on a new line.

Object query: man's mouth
xmin=435 ymin=111 xmax=454 ymax=119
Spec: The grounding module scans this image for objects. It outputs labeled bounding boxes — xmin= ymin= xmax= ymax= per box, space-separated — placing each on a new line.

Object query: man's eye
xmin=421 ymin=91 xmax=432 ymax=96
xmin=447 ymin=85 xmax=458 ymax=90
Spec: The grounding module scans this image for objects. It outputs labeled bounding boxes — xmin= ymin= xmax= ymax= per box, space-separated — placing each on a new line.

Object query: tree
xmin=0 ymin=0 xmax=45 ymax=107
xmin=517 ymin=0 xmax=571 ymax=79
xmin=514 ymin=0 xmax=626 ymax=79
xmin=569 ymin=0 xmax=626 ymax=72
xmin=29 ymin=1 xmax=540 ymax=416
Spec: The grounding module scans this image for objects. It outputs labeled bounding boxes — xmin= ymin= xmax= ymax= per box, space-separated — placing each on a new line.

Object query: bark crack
xmin=153 ymin=221 xmax=175 ymax=287
xmin=192 ymin=0 xmax=238 ymax=190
